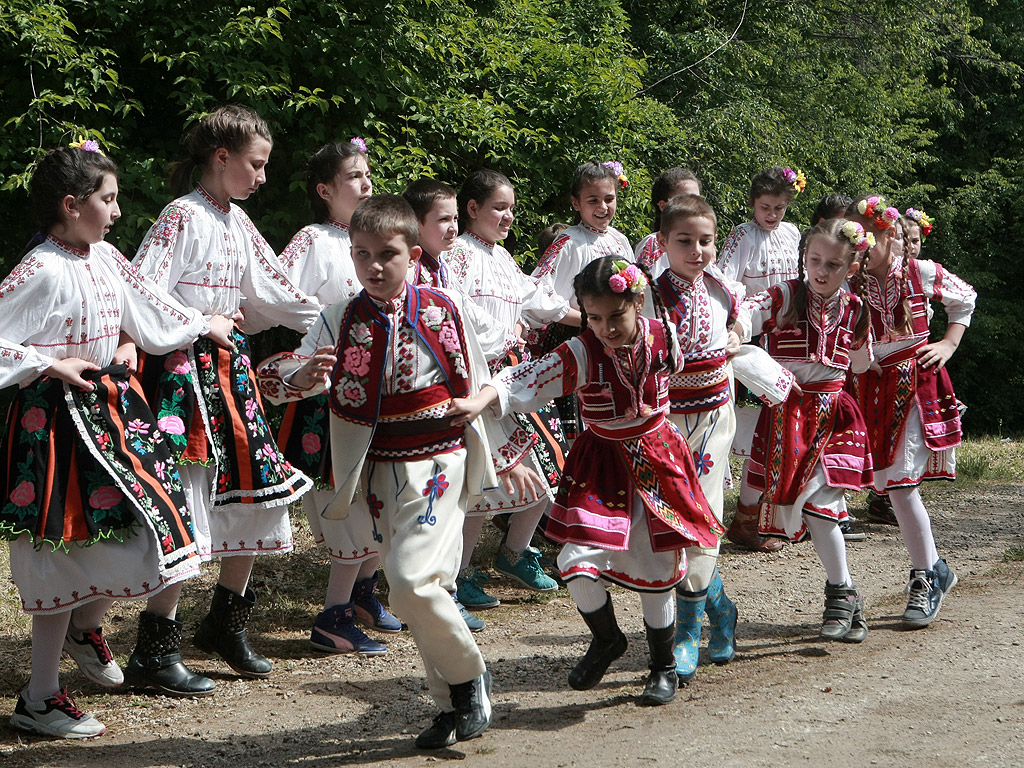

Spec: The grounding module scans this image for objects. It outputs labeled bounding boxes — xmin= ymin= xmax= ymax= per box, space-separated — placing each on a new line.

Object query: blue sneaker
xmin=902 ymin=569 xmax=945 ymax=629
xmin=457 ymin=568 xmax=500 ymax=609
xmin=451 ymin=592 xmax=485 ymax=632
xmin=494 ymin=545 xmax=558 ymax=592
xmin=311 ymin=603 xmax=387 ymax=655
xmin=352 ymin=574 xmax=403 ymax=633
xmin=933 ymin=557 xmax=958 ymax=594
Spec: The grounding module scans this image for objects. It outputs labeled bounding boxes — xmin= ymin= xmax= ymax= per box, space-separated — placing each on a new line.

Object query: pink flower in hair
xmin=609 ymin=274 xmax=627 ymax=293
xmin=351 ymin=137 xmax=367 ymax=152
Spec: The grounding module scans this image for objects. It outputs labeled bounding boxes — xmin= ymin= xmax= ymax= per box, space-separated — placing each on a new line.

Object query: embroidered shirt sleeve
xmin=918 ymin=259 xmax=976 ymax=327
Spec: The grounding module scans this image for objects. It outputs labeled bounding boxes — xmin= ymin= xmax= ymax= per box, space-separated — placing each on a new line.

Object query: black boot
xmin=639 ymin=622 xmax=677 ymax=706
xmin=568 ymin=593 xmax=628 ymax=691
xmin=193 ymin=584 xmax=272 ymax=678
xmin=126 ymin=611 xmax=216 ymax=697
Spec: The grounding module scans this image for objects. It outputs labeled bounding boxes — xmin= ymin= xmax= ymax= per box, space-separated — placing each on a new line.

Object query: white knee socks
xmin=803 ymin=514 xmax=851 ymax=586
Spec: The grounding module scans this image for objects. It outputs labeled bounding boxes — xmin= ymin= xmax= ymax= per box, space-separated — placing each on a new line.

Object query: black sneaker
xmin=449 ymin=671 xmax=492 ymax=742
xmin=415 ymin=710 xmax=457 ymax=749
xmin=839 ymin=519 xmax=867 ymax=542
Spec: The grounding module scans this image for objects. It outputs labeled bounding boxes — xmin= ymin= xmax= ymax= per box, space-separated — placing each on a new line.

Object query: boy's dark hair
xmin=749 ymin=166 xmax=797 ymax=204
xmin=651 ymin=167 xmax=701 ymax=230
xmin=811 ymin=193 xmax=853 ymax=225
xmin=402 ymin=178 xmax=456 ymax=222
xmin=570 ymin=161 xmax=619 ymax=198
xmin=457 ymin=169 xmax=513 ymax=234
xmin=171 ymin=104 xmax=272 ymax=197
xmin=30 ymin=146 xmax=118 ymax=232
xmin=660 ymin=194 xmax=717 ymax=234
xmin=350 ymin=194 xmax=419 ymax=249
xmin=307 ymin=141 xmax=368 ymax=223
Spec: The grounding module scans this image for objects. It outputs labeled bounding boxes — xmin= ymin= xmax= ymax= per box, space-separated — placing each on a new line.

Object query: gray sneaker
xmin=451 ymin=592 xmax=485 ymax=632
xmin=10 ymin=688 xmax=106 ymax=739
xmin=902 ymin=569 xmax=945 ymax=628
xmin=933 ymin=557 xmax=958 ymax=594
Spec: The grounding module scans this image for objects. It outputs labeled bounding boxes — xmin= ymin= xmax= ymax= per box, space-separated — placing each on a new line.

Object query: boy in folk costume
xmin=260 ymin=195 xmax=500 ymax=749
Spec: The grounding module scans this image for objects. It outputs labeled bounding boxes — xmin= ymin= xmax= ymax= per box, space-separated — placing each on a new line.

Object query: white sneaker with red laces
xmin=63 ymin=626 xmax=124 ymax=687
xmin=10 ymin=688 xmax=106 ymax=738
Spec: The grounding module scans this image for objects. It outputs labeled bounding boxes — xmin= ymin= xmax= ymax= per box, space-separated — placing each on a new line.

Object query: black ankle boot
xmin=639 ymin=622 xmax=677 ymax=706
xmin=193 ymin=584 xmax=272 ymax=678
xmin=568 ymin=593 xmax=628 ymax=691
xmin=126 ymin=611 xmax=216 ymax=697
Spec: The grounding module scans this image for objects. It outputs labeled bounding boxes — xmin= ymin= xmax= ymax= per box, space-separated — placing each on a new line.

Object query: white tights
xmin=803 ymin=514 xmax=851 ymax=586
xmin=567 ymin=578 xmax=675 ymax=630
xmin=888 ymin=486 xmax=940 ymax=571
xmin=28 ymin=598 xmax=115 ymax=701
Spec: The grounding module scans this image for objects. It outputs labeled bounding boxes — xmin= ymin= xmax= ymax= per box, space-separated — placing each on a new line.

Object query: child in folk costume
xmin=739 ymin=218 xmax=875 ymax=642
xmin=444 ymin=170 xmax=582 ymax=620
xmin=404 ymin=179 xmax=458 ymax=289
xmin=718 ymin=165 xmax=806 ymax=553
xmin=531 ymin=161 xmax=634 ymax=439
xmin=651 ymin=195 xmax=742 ymax=682
xmin=132 ymin=105 xmax=319 ymax=689
xmin=1 ymin=145 xmax=234 ymax=737
xmin=452 ymin=256 xmax=721 ymax=707
xmin=635 ymin=167 xmax=702 ymax=277
xmin=846 ymin=196 xmax=973 ymax=628
xmin=261 ymin=195 xmax=498 ymax=749
xmin=265 ymin=139 xmax=401 ymax=657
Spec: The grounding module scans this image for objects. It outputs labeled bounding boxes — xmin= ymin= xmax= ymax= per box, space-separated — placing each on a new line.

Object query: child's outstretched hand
xmin=46 ymin=357 xmax=100 ymax=391
xmin=916 ymin=339 xmax=957 ymax=370
xmin=448 ymin=387 xmax=499 ymax=426
xmin=291 ymin=346 xmax=337 ymax=390
xmin=205 ymin=314 xmax=237 ymax=351
xmin=501 ymin=462 xmax=548 ymax=504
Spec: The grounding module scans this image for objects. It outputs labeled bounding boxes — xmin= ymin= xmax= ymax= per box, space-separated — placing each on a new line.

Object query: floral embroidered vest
xmin=764 ymin=280 xmax=859 ymax=372
xmin=861 ymin=258 xmax=930 ymax=349
xmin=576 ymin=317 xmax=670 ymax=425
xmin=328 ymin=283 xmax=470 ymax=425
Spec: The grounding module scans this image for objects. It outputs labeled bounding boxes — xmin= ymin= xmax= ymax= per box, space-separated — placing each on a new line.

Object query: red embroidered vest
xmin=576 ymin=318 xmax=670 ymax=425
xmin=764 ymin=280 xmax=859 ymax=372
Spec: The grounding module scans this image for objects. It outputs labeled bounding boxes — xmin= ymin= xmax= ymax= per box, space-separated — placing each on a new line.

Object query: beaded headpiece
xmin=602 ymin=160 xmax=629 ymax=190
xmin=608 ymin=260 xmax=647 ymax=294
xmin=840 ymin=221 xmax=876 ymax=252
xmin=783 ymin=167 xmax=807 ymax=195
xmin=904 ymin=207 xmax=934 ymax=239
xmin=857 ymin=195 xmax=900 ymax=231
xmin=69 ymin=135 xmax=103 ymax=155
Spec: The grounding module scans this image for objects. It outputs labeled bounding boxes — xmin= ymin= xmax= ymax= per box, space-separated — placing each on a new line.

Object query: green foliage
xmin=1 ymin=0 xmax=1023 ymax=432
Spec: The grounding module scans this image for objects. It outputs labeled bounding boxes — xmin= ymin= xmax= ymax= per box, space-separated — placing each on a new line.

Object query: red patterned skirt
xmin=545 ymin=415 xmax=721 ymax=553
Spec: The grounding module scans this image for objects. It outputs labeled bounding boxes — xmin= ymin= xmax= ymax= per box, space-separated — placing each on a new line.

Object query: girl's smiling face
xmin=572 ymin=177 xmax=618 ymax=231
xmin=466 ymin=184 xmax=515 ymax=243
xmin=581 ymin=292 xmax=643 ymax=349
xmin=803 ymin=235 xmax=858 ymax=297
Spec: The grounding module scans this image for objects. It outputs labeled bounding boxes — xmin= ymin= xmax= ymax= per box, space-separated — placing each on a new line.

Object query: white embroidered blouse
xmin=532 ymin=223 xmax=634 ymax=309
xmin=133 ymin=186 xmax=319 ymax=334
xmin=717 ymin=220 xmax=801 ymax=295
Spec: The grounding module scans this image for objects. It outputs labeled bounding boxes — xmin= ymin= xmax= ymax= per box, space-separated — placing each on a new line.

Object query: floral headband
xmin=783 ymin=167 xmax=807 ymax=195
xmin=69 ymin=135 xmax=103 ymax=155
xmin=857 ymin=195 xmax=900 ymax=231
xmin=608 ymin=260 xmax=647 ymax=294
xmin=840 ymin=221 xmax=876 ymax=252
xmin=350 ymin=137 xmax=367 ymax=152
xmin=603 ymin=160 xmax=629 ymax=190
xmin=904 ymin=207 xmax=934 ymax=239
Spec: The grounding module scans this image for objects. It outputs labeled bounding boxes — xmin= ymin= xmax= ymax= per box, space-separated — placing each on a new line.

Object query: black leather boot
xmin=193 ymin=584 xmax=272 ymax=678
xmin=568 ymin=593 xmax=628 ymax=690
xmin=126 ymin=611 xmax=216 ymax=697
xmin=639 ymin=621 xmax=678 ymax=706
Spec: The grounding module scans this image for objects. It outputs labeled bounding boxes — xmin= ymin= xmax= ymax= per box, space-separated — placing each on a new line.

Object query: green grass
xmin=1003 ymin=545 xmax=1024 ymax=562
xmin=954 ymin=436 xmax=1024 ymax=484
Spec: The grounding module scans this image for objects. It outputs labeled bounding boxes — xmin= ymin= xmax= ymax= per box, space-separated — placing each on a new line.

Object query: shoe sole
xmin=493 ymin=566 xmax=558 ymax=592
xmin=842 ymin=532 xmax=867 ymax=542
xmin=353 ymin=618 xmax=403 ymax=634
xmin=10 ymin=714 xmax=106 ymax=739
xmin=458 ymin=598 xmax=500 ymax=609
xmin=310 ymin=639 xmax=387 ymax=656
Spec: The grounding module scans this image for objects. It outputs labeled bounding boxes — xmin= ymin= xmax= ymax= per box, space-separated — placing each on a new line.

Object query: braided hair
xmin=572 ymin=256 xmax=679 ymax=374
xmin=790 ymin=218 xmax=870 ymax=345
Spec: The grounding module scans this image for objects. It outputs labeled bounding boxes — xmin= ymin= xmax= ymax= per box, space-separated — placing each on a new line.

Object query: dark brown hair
xmin=170 ymin=105 xmax=272 ymax=197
